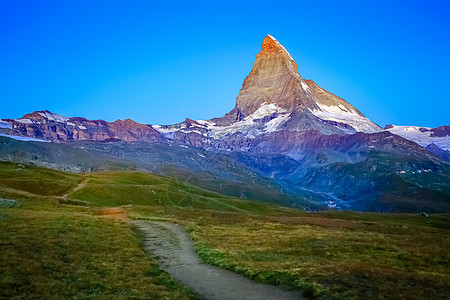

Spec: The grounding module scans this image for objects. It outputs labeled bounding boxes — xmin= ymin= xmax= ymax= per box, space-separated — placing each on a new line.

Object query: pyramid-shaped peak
xmin=226 ymin=34 xmax=378 ymax=132
xmin=262 ymin=35 xmax=285 ymax=53
xmin=261 ymin=35 xmax=296 ymax=61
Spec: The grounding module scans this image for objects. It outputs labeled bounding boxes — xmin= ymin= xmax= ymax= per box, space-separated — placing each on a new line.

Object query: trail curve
xmin=133 ymin=220 xmax=304 ymax=300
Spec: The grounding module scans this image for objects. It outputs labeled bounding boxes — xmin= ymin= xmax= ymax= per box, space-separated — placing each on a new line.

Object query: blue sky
xmin=1 ymin=0 xmax=449 ymax=127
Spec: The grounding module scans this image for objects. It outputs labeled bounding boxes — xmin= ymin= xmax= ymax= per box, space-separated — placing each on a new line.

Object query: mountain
xmin=385 ymin=125 xmax=450 ymax=151
xmin=155 ymin=35 xmax=381 ymax=142
xmin=1 ymin=35 xmax=449 ymax=212
xmin=0 ymin=110 xmax=162 ymax=142
xmin=212 ymin=35 xmax=381 ymax=132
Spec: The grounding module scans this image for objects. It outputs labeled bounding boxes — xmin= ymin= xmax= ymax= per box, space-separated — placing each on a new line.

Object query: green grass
xmin=1 ymin=161 xmax=449 ymax=299
xmin=0 ymin=206 xmax=201 ymax=299
xmin=67 ymin=170 xmax=288 ymax=214
xmin=0 ymin=161 xmax=81 ymax=196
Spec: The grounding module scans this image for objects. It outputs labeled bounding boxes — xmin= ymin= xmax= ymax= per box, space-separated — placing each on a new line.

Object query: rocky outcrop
xmin=430 ymin=126 xmax=450 ymax=138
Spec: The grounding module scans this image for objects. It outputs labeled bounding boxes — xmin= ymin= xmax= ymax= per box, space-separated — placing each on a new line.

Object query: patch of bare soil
xmin=99 ymin=207 xmax=129 ymax=222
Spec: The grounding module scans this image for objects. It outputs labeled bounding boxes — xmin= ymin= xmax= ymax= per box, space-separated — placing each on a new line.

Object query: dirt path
xmin=133 ymin=220 xmax=304 ymax=300
xmin=99 ymin=207 xmax=129 ymax=222
xmin=62 ymin=176 xmax=89 ymax=198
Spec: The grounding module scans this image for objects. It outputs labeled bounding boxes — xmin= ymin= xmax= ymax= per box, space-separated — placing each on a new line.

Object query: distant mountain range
xmin=1 ymin=35 xmax=449 ymax=212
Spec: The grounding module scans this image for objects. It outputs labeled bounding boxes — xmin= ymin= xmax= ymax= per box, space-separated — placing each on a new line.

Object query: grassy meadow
xmin=1 ymin=161 xmax=449 ymax=299
xmin=0 ymin=162 xmax=200 ymax=299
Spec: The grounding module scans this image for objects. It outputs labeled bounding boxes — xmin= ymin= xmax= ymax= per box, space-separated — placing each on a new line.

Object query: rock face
xmin=236 ymin=35 xmax=359 ymax=115
xmin=235 ymin=35 xmax=315 ymax=116
xmin=1 ymin=110 xmax=163 ymax=142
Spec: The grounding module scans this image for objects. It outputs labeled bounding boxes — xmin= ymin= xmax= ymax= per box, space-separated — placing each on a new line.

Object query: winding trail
xmin=62 ymin=176 xmax=90 ymax=198
xmin=133 ymin=220 xmax=304 ymax=300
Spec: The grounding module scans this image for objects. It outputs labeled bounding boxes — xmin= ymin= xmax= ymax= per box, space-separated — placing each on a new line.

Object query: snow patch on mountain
xmin=11 ymin=111 xmax=69 ymax=125
xmin=265 ymin=112 xmax=290 ymax=133
xmin=15 ymin=118 xmax=33 ymax=124
xmin=152 ymin=124 xmax=186 ymax=138
xmin=0 ymin=120 xmax=12 ymax=129
xmin=153 ymin=103 xmax=289 ymax=140
xmin=37 ymin=111 xmax=69 ymax=122
xmin=196 ymin=120 xmax=214 ymax=127
xmin=301 ymin=81 xmax=310 ymax=93
xmin=310 ymin=103 xmax=381 ymax=133
xmin=386 ymin=125 xmax=450 ymax=150
xmin=205 ymin=103 xmax=287 ymax=139
xmin=0 ymin=133 xmax=48 ymax=142
xmin=244 ymin=103 xmax=282 ymax=120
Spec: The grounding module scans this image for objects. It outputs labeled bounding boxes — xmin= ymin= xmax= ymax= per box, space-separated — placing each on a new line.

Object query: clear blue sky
xmin=1 ymin=0 xmax=449 ymax=127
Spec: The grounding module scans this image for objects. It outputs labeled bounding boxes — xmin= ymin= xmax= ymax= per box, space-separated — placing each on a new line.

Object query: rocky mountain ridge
xmin=0 ymin=110 xmax=162 ymax=143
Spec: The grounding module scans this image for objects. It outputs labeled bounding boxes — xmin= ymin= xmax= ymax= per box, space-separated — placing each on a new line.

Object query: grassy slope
xmin=67 ymin=170 xmax=287 ymax=214
xmin=0 ymin=162 xmax=201 ymax=299
xmin=0 ymin=161 xmax=81 ymax=196
xmin=191 ymin=211 xmax=449 ymax=299
xmin=1 ymin=161 xmax=449 ymax=299
xmin=0 ymin=208 xmax=200 ymax=299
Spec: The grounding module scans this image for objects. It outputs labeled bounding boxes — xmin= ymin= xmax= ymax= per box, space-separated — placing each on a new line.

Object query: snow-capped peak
xmin=14 ymin=110 xmax=70 ymax=124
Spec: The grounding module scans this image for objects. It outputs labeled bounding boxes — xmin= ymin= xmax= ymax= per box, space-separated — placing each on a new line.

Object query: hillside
xmin=0 ymin=136 xmax=317 ymax=209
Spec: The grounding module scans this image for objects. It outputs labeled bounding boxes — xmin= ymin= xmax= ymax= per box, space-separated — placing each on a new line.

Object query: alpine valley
xmin=1 ymin=35 xmax=449 ymax=212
